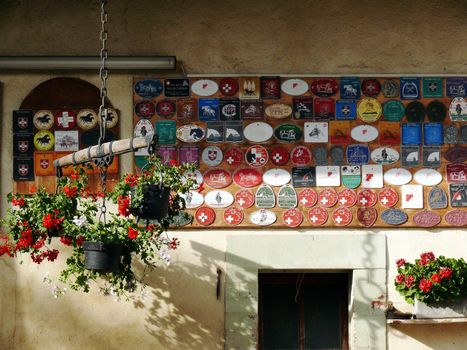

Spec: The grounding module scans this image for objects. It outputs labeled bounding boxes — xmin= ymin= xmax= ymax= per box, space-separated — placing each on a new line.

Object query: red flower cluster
xmin=419 ymin=278 xmax=433 ymax=293
xmin=70 ymin=171 xmax=79 ymax=180
xmin=124 ymin=174 xmax=138 ymax=186
xmin=118 ymin=196 xmax=131 ymax=217
xmin=30 ymin=249 xmax=59 ymax=264
xmin=76 ymin=235 xmax=85 ymax=246
xmin=396 ymin=258 xmax=406 ymax=268
xmin=63 ymin=185 xmax=78 ymax=198
xmin=395 ymin=274 xmax=405 ymax=284
xmin=440 ymin=267 xmax=453 ymax=279
xmin=16 ymin=227 xmax=34 ymax=250
xmin=0 ymin=244 xmax=13 ymax=257
xmin=42 ymin=212 xmax=64 ymax=230
xmin=169 ymin=159 xmax=179 ymax=167
xmin=404 ymin=275 xmax=415 ymax=289
xmin=128 ymin=227 xmax=139 ymax=240
xmin=60 ymin=235 xmax=73 ymax=246
xmin=11 ymin=197 xmax=25 ymax=207
xmin=419 ymin=251 xmax=435 ymax=265
xmin=431 ymin=273 xmax=442 ymax=284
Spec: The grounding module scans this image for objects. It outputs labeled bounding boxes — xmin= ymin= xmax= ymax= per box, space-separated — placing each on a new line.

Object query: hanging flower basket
xmin=130 ymin=184 xmax=170 ymax=221
xmin=83 ymin=241 xmax=123 ymax=272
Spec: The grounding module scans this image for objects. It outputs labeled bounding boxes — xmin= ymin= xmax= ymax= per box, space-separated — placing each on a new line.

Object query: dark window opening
xmin=258 ymin=273 xmax=349 ymax=350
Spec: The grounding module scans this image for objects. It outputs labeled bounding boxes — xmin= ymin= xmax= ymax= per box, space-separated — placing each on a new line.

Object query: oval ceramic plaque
xmin=243 ymin=122 xmax=273 ymax=143
xmin=235 ymin=189 xmax=255 ymax=208
xmin=274 ymin=124 xmax=303 ymax=143
xmin=308 ymin=207 xmax=328 ymax=226
xmin=350 ymin=125 xmax=379 ymax=142
xmin=263 ymin=168 xmax=291 ymax=187
xmin=414 ymin=168 xmax=442 ymax=186
xmin=444 ymin=210 xmax=467 ymax=227
xmin=311 ymin=79 xmax=338 ymax=97
xmin=224 ymin=207 xmax=244 ymax=226
xmin=282 ymin=208 xmax=303 ymax=227
xmin=180 ymin=191 xmax=204 ymax=209
xmin=205 ymin=190 xmax=234 ymax=208
xmin=134 ymin=79 xmax=163 ymax=98
xmin=233 ymin=168 xmax=263 ymax=187
xmin=384 ymin=168 xmax=412 ymax=186
xmin=281 ymin=79 xmax=309 ymax=96
xmin=203 ymin=168 xmax=232 ymax=189
xmin=176 ymin=124 xmax=205 ymax=143
xmin=191 ymin=79 xmax=219 ymax=97
xmin=250 ymin=209 xmax=276 ymax=226
xmin=265 ymin=103 xmax=293 ymax=119
xmin=413 ymin=210 xmax=441 ymax=227
xmin=381 ymin=209 xmax=408 ymax=225
xmin=370 ymin=147 xmax=399 ymax=164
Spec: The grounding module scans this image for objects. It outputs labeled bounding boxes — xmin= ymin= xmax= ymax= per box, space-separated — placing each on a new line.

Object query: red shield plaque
xmin=357 ymin=189 xmax=377 ymax=207
xmin=195 ymin=207 xmax=216 ymax=226
xmin=308 ymin=207 xmax=328 ymax=226
xmin=378 ymin=188 xmax=399 ymax=207
xmin=235 ymin=189 xmax=255 ymax=208
xmin=318 ymin=188 xmax=338 ymax=208
xmin=337 ymin=189 xmax=357 ymax=207
xmin=357 ymin=207 xmax=377 ymax=227
xmin=298 ymin=189 xmax=318 ymax=207
xmin=332 ymin=207 xmax=353 ymax=226
xmin=282 ymin=209 xmax=303 ymax=228
xmin=270 ymin=146 xmax=290 ymax=166
xmin=224 ymin=147 xmax=243 ymax=166
xmin=223 ymin=207 xmax=244 ymax=225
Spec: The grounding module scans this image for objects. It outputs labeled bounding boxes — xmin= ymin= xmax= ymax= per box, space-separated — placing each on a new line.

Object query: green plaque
xmin=423 ymin=77 xmax=443 ymax=98
xmin=156 ymin=120 xmax=176 ymax=144
xmin=383 ymin=100 xmax=405 ymax=121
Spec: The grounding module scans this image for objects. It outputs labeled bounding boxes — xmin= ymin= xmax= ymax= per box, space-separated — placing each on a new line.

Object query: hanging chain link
xmin=97 ymin=0 xmax=110 ymax=223
xmin=98 ymin=0 xmax=108 ymax=147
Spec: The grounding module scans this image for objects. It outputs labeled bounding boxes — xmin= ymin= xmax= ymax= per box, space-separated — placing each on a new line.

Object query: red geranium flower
xmin=127 ymin=227 xmax=139 ymax=240
xmin=63 ymin=185 xmax=78 ymax=198
xmin=396 ymin=258 xmax=406 ymax=268
xmin=431 ymin=273 xmax=442 ymax=284
xmin=117 ymin=196 xmax=131 ymax=217
xmin=405 ymin=275 xmax=415 ymax=289
xmin=439 ymin=267 xmax=453 ymax=279
xmin=419 ymin=278 xmax=433 ymax=293
xmin=42 ymin=213 xmax=55 ymax=229
xmin=419 ymin=251 xmax=435 ymax=265
xmin=395 ymin=274 xmax=405 ymax=284
xmin=60 ymin=235 xmax=73 ymax=246
xmin=12 ymin=197 xmax=25 ymax=207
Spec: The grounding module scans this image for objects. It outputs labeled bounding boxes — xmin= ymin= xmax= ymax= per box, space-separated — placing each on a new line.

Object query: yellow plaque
xmin=357 ymin=97 xmax=382 ymax=122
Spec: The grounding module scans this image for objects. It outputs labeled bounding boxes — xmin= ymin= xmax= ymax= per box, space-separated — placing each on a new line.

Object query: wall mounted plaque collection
xmin=133 ymin=76 xmax=467 ymax=228
xmin=13 ymin=108 xmax=119 ymax=182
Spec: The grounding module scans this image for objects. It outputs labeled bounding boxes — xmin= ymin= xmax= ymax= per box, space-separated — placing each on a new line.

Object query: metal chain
xmin=98 ymin=0 xmax=108 ymax=147
xmin=97 ymin=0 xmax=109 ymax=222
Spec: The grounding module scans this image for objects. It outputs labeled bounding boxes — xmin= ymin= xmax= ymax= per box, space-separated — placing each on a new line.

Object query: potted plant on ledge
xmin=394 ymin=251 xmax=467 ymax=318
xmin=59 ymin=156 xmax=196 ymax=298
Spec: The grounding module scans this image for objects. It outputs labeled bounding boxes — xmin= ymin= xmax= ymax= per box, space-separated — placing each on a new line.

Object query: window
xmin=258 ymin=273 xmax=349 ymax=350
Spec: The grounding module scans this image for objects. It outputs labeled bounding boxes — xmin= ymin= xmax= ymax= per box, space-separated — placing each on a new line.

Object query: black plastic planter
xmin=83 ymin=241 xmax=123 ymax=272
xmin=131 ymin=185 xmax=170 ymax=221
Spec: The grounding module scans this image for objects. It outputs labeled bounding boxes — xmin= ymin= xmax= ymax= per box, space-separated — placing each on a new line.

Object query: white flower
xmin=72 ymin=215 xmax=88 ymax=227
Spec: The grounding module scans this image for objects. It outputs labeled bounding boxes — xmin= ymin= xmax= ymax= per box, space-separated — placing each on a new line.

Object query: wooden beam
xmin=53 ymin=136 xmax=153 ymax=168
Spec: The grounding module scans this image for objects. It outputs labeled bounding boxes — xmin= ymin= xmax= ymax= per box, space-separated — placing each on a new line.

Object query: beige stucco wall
xmin=1 ymin=1 xmax=467 ymax=349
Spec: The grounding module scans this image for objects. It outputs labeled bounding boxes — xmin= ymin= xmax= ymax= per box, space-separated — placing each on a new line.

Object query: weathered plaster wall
xmin=1 ymin=1 xmax=467 ymax=349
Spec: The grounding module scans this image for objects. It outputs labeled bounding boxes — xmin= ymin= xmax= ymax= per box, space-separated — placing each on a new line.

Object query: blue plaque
xmin=402 ymin=123 xmax=422 ymax=145
xmin=134 ymin=79 xmax=163 ymax=98
xmin=346 ymin=144 xmax=369 ymax=165
xmin=446 ymin=77 xmax=467 ymax=97
xmin=339 ymin=77 xmax=360 ymax=99
xmin=400 ymin=77 xmax=420 ymax=100
xmin=198 ymin=98 xmax=220 ymax=121
xmin=423 ymin=123 xmax=443 ymax=145
xmin=381 ymin=209 xmax=408 ymax=225
xmin=428 ymin=187 xmax=448 ymax=209
xmin=335 ymin=100 xmax=357 ymax=120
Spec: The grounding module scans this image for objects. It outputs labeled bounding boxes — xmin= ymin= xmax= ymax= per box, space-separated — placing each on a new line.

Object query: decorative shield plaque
xmin=371 ymin=147 xmax=399 ymax=164
xmin=206 ymin=122 xmax=224 ymax=143
xmin=225 ymin=122 xmax=244 ymax=143
xmin=413 ymin=210 xmax=441 ymax=228
xmin=235 ymin=189 xmax=255 ymax=208
xmin=318 ymin=188 xmax=338 ymax=208
xmin=270 ymin=146 xmax=290 ymax=166
xmin=277 ymin=184 xmax=298 ymax=208
xmin=32 ymin=110 xmax=53 ymax=130
xmin=219 ymin=77 xmax=239 ymax=97
xmin=308 ymin=207 xmax=328 ymax=226
xmin=450 ymin=183 xmax=467 ymax=207
xmin=195 ymin=207 xmax=216 ymax=226
xmin=428 ymin=187 xmax=448 ymax=209
xmin=357 ymin=207 xmax=377 ymax=227
xmin=245 ymin=145 xmax=269 ymax=167
xmin=255 ymin=184 xmax=276 ymax=208
xmin=14 ymin=109 xmax=34 ymax=133
xmin=176 ymin=124 xmax=205 ymax=143
xmin=282 ymin=209 xmax=303 ymax=227
xmin=378 ymin=188 xmax=399 ymax=207
xmin=298 ymin=188 xmax=318 ymax=207
xmin=341 ymin=165 xmax=361 ymax=189
xmin=449 ymin=97 xmax=467 ymax=121
xmin=357 ymin=97 xmax=382 ymax=122
xmin=260 ymin=76 xmax=281 ymax=99
xmin=346 ymin=145 xmax=369 ymax=165
xmin=400 ymin=77 xmax=420 ymax=100
xmin=292 ymin=167 xmax=316 ymax=187
xmin=202 ymin=146 xmax=223 ymax=167
xmin=401 ymin=145 xmax=420 ymax=167
xmin=224 ymin=147 xmax=243 ymax=166
xmin=332 ymin=207 xmax=353 ymax=226
xmin=357 ymin=189 xmax=377 ymax=207
xmin=337 ymin=188 xmax=357 ymax=207
xmin=291 ymin=146 xmax=312 ymax=166
xmin=224 ymin=207 xmax=244 ymax=226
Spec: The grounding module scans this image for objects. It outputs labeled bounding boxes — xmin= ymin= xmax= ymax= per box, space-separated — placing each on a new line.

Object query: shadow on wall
xmin=132 ymin=239 xmax=232 ymax=350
